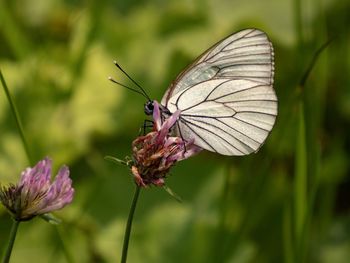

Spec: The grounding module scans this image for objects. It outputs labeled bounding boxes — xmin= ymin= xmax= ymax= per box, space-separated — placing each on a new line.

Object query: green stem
xmin=2 ymin=220 xmax=20 ymax=263
xmin=0 ymin=69 xmax=33 ymax=165
xmin=121 ymin=185 xmax=141 ymax=263
xmin=294 ymin=101 xmax=307 ymax=262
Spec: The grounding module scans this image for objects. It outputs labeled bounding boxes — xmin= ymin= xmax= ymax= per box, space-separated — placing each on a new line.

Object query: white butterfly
xmin=145 ymin=28 xmax=277 ymax=156
xmin=113 ymin=28 xmax=277 ymax=156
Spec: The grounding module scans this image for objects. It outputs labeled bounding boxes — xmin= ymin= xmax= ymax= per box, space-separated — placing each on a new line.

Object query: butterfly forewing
xmin=161 ymin=28 xmax=277 ymax=156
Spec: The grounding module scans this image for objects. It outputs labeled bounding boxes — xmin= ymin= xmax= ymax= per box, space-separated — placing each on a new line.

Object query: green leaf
xmin=40 ymin=213 xmax=62 ymax=225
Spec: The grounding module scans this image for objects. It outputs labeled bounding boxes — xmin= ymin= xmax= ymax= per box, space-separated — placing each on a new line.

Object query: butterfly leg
xmin=139 ymin=119 xmax=154 ymax=135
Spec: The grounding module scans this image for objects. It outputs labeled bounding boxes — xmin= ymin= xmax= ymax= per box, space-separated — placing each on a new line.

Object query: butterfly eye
xmin=144 ymin=101 xmax=154 ymax=115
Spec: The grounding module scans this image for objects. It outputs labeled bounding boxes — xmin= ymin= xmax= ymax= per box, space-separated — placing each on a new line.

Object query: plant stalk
xmin=121 ymin=185 xmax=141 ymax=263
xmin=0 ymin=69 xmax=33 ymax=165
xmin=1 ymin=220 xmax=20 ymax=263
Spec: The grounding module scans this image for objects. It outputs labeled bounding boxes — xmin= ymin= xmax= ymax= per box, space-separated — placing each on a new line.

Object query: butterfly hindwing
xmin=167 ymin=78 xmax=277 ymax=155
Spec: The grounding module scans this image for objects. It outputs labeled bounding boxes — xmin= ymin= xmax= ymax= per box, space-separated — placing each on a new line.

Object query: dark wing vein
xmin=179 ymin=117 xmax=246 ymax=154
xmin=188 ymin=117 xmax=257 ymax=151
xmin=178 ymin=119 xmax=217 ymax=152
xmin=236 ymin=110 xmax=276 ymax=117
xmin=203 ymin=29 xmax=257 ymax=61
xmin=207 ymin=83 xmax=267 ymax=101
xmin=209 ymin=52 xmax=272 ymax=64
xmin=222 ymin=99 xmax=277 ymax=103
xmin=231 ymin=115 xmax=270 ymax=132
xmin=174 ymin=79 xmax=231 ymax=110
xmin=219 ymin=63 xmax=272 ymax=68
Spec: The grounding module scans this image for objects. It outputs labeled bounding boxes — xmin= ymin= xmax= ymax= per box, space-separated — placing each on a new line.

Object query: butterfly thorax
xmin=144 ymin=100 xmax=171 ymax=116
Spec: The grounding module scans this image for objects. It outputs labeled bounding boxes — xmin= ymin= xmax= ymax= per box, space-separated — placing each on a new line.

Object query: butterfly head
xmin=144 ymin=101 xmax=154 ymax=115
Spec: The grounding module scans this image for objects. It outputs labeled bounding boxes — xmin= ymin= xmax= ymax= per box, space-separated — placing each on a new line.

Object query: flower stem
xmin=2 ymin=220 xmax=20 ymax=263
xmin=0 ymin=69 xmax=33 ymax=165
xmin=121 ymin=185 xmax=141 ymax=263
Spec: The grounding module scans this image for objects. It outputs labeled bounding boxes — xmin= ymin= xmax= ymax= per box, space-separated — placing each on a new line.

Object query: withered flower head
xmin=131 ymin=101 xmax=202 ymax=187
xmin=0 ymin=157 xmax=74 ymax=221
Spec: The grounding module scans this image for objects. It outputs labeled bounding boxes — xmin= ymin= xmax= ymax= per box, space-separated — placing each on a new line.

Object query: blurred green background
xmin=0 ymin=0 xmax=349 ymax=262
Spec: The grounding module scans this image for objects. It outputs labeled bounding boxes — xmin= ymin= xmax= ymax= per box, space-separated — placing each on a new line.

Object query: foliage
xmin=0 ymin=0 xmax=349 ymax=262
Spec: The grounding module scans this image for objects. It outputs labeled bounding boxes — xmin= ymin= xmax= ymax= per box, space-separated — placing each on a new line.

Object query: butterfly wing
xmin=161 ymin=28 xmax=276 ymax=156
xmin=166 ymin=79 xmax=277 ymax=155
xmin=161 ymin=28 xmax=274 ymax=106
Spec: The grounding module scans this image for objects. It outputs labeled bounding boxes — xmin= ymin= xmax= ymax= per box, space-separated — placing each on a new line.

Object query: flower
xmin=131 ymin=101 xmax=202 ymax=187
xmin=0 ymin=157 xmax=74 ymax=221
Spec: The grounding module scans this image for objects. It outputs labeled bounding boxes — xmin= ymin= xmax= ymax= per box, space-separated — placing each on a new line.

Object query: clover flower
xmin=0 ymin=157 xmax=74 ymax=221
xmin=131 ymin=101 xmax=202 ymax=187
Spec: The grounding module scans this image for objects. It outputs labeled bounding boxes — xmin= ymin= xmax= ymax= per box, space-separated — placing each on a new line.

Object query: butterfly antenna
xmin=113 ymin=61 xmax=152 ymax=101
xmin=108 ymin=76 xmax=149 ymax=99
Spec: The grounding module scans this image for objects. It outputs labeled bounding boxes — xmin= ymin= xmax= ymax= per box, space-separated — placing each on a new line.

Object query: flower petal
xmin=19 ymin=158 xmax=52 ymax=212
xmin=153 ymin=101 xmax=162 ymax=131
xmin=36 ymin=165 xmax=74 ymax=214
xmin=1 ymin=158 xmax=75 ymax=220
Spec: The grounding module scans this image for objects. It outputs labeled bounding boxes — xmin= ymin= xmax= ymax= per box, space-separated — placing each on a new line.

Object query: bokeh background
xmin=1 ymin=0 xmax=349 ymax=262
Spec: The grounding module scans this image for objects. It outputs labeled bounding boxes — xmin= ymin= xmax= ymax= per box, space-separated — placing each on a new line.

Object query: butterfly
xmin=111 ymin=28 xmax=277 ymax=156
